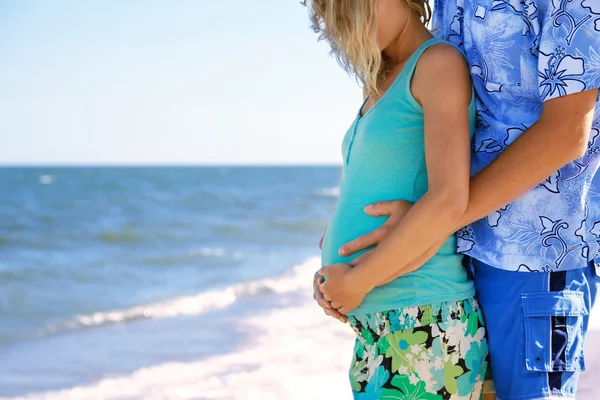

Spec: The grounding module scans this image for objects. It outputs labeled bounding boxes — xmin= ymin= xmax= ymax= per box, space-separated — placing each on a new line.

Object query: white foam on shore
xmin=9 ymin=277 xmax=356 ymax=400
xmin=10 ymin=257 xmax=600 ymax=400
xmin=38 ymin=257 xmax=321 ymax=337
xmin=26 ymin=302 xmax=600 ymax=400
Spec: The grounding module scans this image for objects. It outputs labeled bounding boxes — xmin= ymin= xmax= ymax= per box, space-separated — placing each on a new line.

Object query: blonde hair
xmin=303 ymin=0 xmax=432 ymax=96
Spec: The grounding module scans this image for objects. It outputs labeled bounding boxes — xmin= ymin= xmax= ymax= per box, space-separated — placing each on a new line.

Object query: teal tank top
xmin=321 ymin=38 xmax=477 ymax=315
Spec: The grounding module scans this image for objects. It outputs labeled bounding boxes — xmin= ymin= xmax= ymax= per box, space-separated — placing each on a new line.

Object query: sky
xmin=0 ymin=0 xmax=361 ymax=165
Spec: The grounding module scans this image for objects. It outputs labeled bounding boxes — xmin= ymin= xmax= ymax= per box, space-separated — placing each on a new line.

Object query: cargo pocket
xmin=522 ymin=291 xmax=588 ymax=372
xmin=593 ymin=258 xmax=600 ymax=278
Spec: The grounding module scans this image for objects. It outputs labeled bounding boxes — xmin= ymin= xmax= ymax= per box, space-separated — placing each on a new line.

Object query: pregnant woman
xmin=304 ymin=0 xmax=488 ymax=398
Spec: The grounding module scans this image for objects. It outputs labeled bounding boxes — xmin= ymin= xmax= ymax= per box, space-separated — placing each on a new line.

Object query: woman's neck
xmin=383 ymin=15 xmax=433 ymax=68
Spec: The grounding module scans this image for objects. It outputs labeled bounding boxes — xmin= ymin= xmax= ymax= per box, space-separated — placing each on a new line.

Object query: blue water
xmin=0 ymin=166 xmax=340 ymax=397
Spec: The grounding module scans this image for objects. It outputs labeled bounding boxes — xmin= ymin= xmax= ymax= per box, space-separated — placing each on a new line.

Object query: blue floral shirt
xmin=433 ymin=0 xmax=600 ymax=272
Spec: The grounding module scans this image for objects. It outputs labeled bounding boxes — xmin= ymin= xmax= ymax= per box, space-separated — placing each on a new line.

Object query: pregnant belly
xmin=320 ymin=204 xmax=389 ymax=266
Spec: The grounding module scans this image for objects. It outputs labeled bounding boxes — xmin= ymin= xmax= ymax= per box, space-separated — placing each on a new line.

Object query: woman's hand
xmin=315 ymin=224 xmax=349 ymax=322
xmin=319 ymin=263 xmax=368 ymax=314
xmin=312 ymin=201 xmax=411 ymax=319
xmin=338 ymin=200 xmax=413 ymax=257
xmin=313 ymin=270 xmax=347 ymax=323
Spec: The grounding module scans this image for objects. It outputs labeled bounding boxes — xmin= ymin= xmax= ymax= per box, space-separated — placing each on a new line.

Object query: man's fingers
xmin=363 ymin=201 xmax=396 ymax=216
xmin=323 ymin=292 xmax=333 ymax=302
xmin=364 ymin=200 xmax=412 ymax=217
xmin=348 ymin=250 xmax=372 ymax=267
xmin=338 ymin=200 xmax=414 ymax=257
xmin=338 ymin=227 xmax=387 ymax=257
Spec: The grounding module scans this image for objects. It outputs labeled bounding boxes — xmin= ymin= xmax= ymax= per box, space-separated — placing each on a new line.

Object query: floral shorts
xmin=347 ymin=298 xmax=488 ymax=400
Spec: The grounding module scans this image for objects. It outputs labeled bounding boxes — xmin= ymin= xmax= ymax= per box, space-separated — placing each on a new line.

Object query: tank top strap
xmin=400 ymin=37 xmax=445 ymax=81
xmin=395 ymin=37 xmax=474 ymax=112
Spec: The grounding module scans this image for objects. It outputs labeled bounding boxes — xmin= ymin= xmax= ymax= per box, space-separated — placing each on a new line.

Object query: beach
xmin=2 ymin=254 xmax=599 ymax=400
xmin=0 ymin=166 xmax=348 ymax=399
xmin=1 ymin=257 xmax=354 ymax=400
xmin=1 ymin=166 xmax=598 ymax=399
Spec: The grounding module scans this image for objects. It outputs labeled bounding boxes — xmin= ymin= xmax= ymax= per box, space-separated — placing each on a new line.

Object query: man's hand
xmin=313 ymin=270 xmax=347 ymax=323
xmin=319 ymin=263 xmax=368 ymax=314
xmin=338 ymin=200 xmax=413 ymax=257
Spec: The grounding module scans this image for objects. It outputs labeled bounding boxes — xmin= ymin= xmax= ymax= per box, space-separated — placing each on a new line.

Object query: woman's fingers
xmin=313 ymin=272 xmax=332 ymax=308
xmin=313 ymin=271 xmax=324 ymax=285
xmin=331 ymin=301 xmax=342 ymax=309
xmin=324 ymin=307 xmax=348 ymax=323
xmin=316 ymin=293 xmax=331 ymax=309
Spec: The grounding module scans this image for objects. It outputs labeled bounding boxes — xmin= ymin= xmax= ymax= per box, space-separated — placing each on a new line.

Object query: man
xmin=315 ymin=0 xmax=600 ymax=398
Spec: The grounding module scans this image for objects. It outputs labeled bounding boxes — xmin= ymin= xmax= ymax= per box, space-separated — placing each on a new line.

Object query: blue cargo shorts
xmin=470 ymin=258 xmax=600 ymax=400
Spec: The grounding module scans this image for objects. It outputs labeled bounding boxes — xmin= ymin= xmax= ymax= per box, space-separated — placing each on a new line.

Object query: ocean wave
xmin=187 ymin=247 xmax=226 ymax=257
xmin=142 ymin=248 xmax=241 ymax=266
xmin=97 ymin=231 xmax=143 ymax=244
xmin=214 ymin=224 xmax=243 ymax=234
xmin=38 ymin=175 xmax=54 ymax=185
xmin=35 ymin=257 xmax=320 ymax=338
xmin=8 ymin=287 xmax=354 ymax=400
xmin=96 ymin=228 xmax=183 ymax=244
xmin=314 ymin=187 xmax=340 ymax=197
xmin=262 ymin=219 xmax=321 ymax=233
xmin=188 ymin=247 xmax=243 ymax=260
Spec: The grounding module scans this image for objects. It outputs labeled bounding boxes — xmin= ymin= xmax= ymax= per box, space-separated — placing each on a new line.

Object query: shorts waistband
xmin=347 ymin=297 xmax=480 ymax=337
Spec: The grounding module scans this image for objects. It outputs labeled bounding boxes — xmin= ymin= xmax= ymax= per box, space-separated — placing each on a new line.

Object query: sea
xmin=2 ymin=166 xmax=600 ymax=400
xmin=0 ymin=166 xmax=356 ymax=400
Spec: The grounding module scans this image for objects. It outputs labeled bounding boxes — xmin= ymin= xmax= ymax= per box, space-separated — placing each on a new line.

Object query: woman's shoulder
xmin=411 ymin=40 xmax=472 ymax=107
xmin=418 ymin=40 xmax=469 ymax=76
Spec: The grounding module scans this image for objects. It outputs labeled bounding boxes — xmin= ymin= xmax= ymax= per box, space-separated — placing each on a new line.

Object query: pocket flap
xmin=522 ymin=291 xmax=588 ymax=317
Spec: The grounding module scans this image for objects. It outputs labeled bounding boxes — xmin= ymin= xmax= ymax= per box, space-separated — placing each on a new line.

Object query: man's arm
xmin=356 ymin=89 xmax=598 ymax=286
xmin=338 ymin=0 xmax=600 ymax=285
xmin=457 ymin=89 xmax=597 ymax=228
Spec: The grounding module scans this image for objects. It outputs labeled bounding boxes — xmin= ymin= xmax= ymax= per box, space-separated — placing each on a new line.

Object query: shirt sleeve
xmin=536 ymin=0 xmax=600 ymax=102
